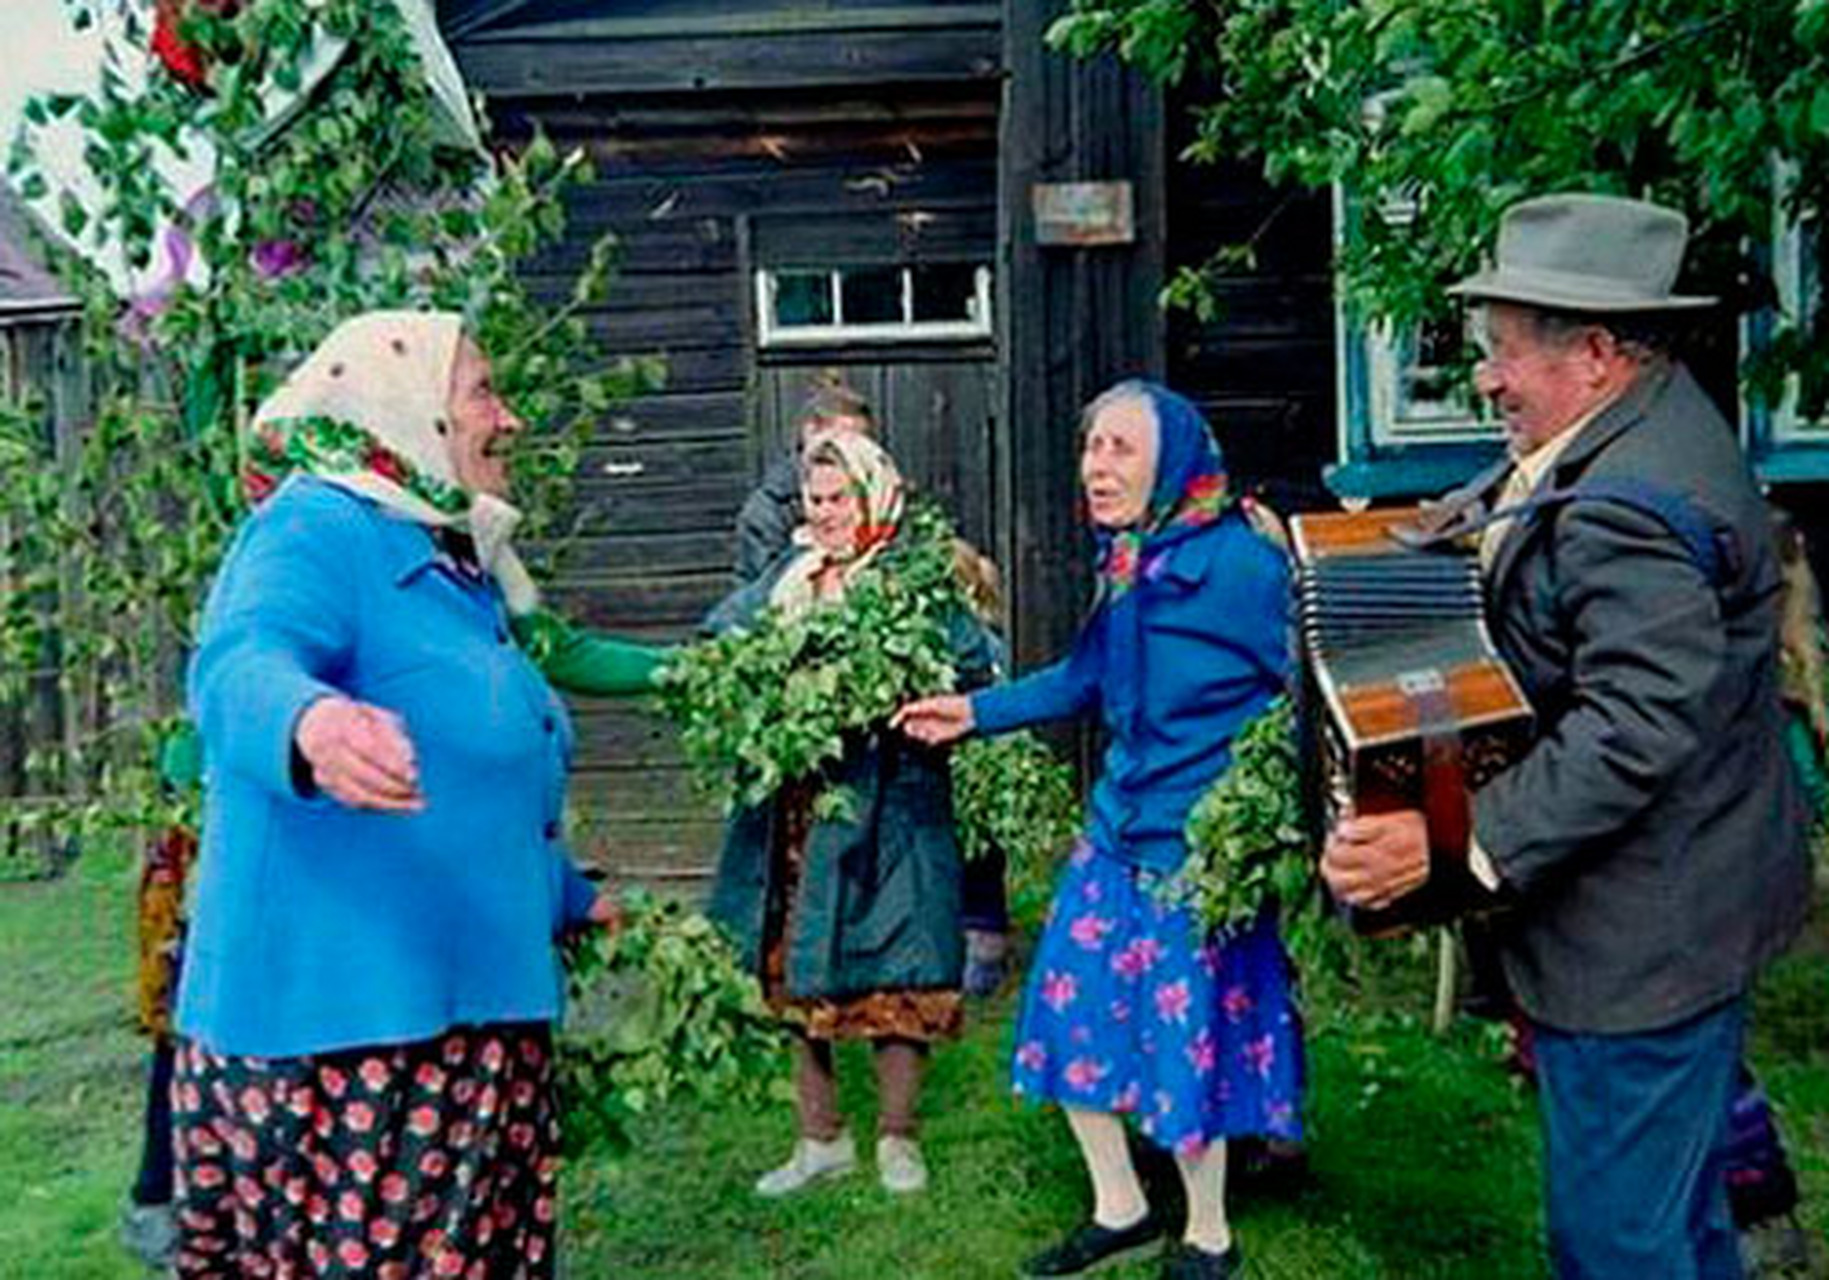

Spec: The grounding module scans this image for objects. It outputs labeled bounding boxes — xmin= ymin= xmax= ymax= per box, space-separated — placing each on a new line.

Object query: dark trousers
xmin=131 ymin=1038 xmax=177 ymax=1206
xmin=1535 ymin=997 xmax=1746 ymax=1280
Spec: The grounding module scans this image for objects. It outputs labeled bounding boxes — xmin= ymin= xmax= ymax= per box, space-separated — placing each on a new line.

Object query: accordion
xmin=1290 ymin=507 xmax=1534 ymax=935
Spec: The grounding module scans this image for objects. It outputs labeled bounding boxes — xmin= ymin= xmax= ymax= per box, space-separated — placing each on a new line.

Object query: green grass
xmin=3 ymin=849 xmax=1826 ymax=1279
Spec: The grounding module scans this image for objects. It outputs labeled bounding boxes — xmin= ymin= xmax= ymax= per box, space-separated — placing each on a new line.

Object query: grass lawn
xmin=4 ymin=840 xmax=1826 ymax=1279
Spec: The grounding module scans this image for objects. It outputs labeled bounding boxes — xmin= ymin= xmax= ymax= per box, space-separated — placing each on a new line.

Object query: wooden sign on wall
xmin=1031 ymin=181 xmax=1135 ymax=246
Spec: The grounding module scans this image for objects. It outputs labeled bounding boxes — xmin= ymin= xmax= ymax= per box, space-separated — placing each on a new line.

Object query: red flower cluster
xmin=364 ymin=442 xmax=410 ymax=486
xmin=150 ymin=0 xmax=240 ymax=91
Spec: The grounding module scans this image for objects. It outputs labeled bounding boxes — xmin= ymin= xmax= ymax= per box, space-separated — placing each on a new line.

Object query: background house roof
xmin=0 ymin=188 xmax=74 ymax=317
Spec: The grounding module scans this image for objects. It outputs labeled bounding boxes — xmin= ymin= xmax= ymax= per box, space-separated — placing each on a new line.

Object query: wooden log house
xmin=438 ymin=0 xmax=1822 ymax=883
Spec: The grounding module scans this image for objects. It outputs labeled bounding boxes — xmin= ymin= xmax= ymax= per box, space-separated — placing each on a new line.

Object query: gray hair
xmin=1519 ymin=306 xmax=1682 ymax=364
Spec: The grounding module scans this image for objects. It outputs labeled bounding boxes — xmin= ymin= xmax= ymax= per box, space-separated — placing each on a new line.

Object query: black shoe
xmin=1020 ymin=1212 xmax=1167 ymax=1276
xmin=1160 ymin=1241 xmax=1243 ymax=1279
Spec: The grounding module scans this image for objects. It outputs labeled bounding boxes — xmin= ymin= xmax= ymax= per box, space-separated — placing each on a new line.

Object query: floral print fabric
xmin=1010 ymin=840 xmax=1303 ymax=1155
xmin=171 ymin=1024 xmax=559 ymax=1279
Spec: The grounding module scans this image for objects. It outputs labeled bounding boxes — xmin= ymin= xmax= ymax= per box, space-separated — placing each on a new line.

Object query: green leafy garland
xmin=655 ymin=503 xmax=971 ymax=812
xmin=559 ymin=889 xmax=786 ymax=1157
xmin=1 ymin=0 xmax=657 ymax=870
xmin=246 ymin=415 xmax=470 ymax=516
xmin=1169 ymin=697 xmax=1326 ymax=958
xmin=950 ymin=731 xmax=1081 ymax=913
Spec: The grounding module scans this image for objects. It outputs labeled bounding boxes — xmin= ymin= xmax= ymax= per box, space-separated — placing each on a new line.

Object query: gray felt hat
xmin=1448 ymin=193 xmax=1716 ymax=313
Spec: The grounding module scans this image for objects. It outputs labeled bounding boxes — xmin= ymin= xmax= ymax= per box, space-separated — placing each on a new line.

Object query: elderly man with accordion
xmin=1315 ymin=194 xmax=1810 ymax=1280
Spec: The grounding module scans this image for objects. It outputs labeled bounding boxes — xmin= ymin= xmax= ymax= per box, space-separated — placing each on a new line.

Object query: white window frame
xmin=1333 ymin=183 xmax=1496 ymax=449
xmin=755 ymin=264 xmax=993 ymax=348
xmin=1765 ymin=204 xmax=1822 ymax=443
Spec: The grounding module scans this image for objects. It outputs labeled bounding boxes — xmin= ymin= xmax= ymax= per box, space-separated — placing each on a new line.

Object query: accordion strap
xmin=1396 ymin=477 xmax=1738 ymax=592
xmin=1400 ymin=670 xmax=1472 ymax=860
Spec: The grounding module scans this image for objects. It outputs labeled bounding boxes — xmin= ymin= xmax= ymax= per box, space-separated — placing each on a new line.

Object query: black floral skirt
xmin=171 ymin=1024 xmax=560 ymax=1279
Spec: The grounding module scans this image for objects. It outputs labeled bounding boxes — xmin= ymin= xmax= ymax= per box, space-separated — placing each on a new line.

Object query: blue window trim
xmin=1742 ymin=224 xmax=1829 ymax=485
xmin=1329 ymin=327 xmax=1501 ymax=498
xmin=1327 ymin=185 xmax=1504 ymax=501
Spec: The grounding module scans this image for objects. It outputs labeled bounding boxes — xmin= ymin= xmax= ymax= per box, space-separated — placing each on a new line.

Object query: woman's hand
xmin=891 ymin=694 xmax=975 ymax=746
xmin=294 ymin=696 xmax=424 ymax=812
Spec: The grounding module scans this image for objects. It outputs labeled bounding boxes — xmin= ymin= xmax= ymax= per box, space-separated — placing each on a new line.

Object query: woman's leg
xmin=795 ymin=1036 xmax=845 ymax=1141
xmin=872 ymin=1038 xmax=927 ymax=1138
xmin=1174 ymin=1140 xmax=1233 ymax=1255
xmin=1065 ymin=1108 xmax=1148 ymax=1229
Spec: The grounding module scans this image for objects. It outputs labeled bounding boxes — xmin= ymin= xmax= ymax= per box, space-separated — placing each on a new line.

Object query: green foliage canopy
xmin=1050 ymin=0 xmax=1829 ymax=414
xmin=0 ymin=0 xmax=656 ymax=844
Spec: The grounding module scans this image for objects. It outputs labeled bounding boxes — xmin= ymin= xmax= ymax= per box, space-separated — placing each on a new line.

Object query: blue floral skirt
xmin=1010 ymin=840 xmax=1304 ymax=1154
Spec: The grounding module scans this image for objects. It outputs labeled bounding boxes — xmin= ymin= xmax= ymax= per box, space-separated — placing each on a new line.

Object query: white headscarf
xmin=768 ymin=431 xmax=906 ymax=619
xmin=248 ymin=310 xmax=539 ymax=613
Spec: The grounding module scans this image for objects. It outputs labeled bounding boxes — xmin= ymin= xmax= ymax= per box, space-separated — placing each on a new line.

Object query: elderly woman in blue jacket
xmin=171 ymin=311 xmax=628 ymax=1280
xmin=897 ymin=381 xmax=1302 ymax=1280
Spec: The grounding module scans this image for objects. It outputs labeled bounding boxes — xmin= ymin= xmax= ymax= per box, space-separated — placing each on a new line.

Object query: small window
xmin=1330 ymin=187 xmax=1502 ymax=498
xmin=1745 ymin=200 xmax=1829 ymax=481
xmin=757 ymin=264 xmax=993 ymax=347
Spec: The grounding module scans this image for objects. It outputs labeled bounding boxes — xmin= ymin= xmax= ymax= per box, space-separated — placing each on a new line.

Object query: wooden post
xmin=1433 ymin=926 xmax=1458 ymax=1036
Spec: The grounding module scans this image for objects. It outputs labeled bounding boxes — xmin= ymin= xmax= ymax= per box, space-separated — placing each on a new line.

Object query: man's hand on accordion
xmin=1321 ymin=810 xmax=1430 ymax=912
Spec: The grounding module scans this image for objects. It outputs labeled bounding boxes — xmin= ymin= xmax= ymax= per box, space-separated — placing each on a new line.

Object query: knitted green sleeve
xmin=512 ymin=608 xmax=670 ymax=697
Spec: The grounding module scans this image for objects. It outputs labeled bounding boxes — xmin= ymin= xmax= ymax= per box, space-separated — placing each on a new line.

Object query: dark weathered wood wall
xmin=459 ymin=5 xmax=1004 ymax=879
xmin=451 ymin=0 xmax=1351 ymax=881
xmin=1161 ymin=144 xmax=1337 ymax=513
xmin=998 ymin=0 xmax=1167 ymax=673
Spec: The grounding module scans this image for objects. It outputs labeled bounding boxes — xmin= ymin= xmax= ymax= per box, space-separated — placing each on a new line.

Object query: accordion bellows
xmin=1291 ymin=507 xmax=1534 ymax=934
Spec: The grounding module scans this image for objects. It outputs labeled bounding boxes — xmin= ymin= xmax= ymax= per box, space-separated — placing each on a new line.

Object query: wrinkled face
xmin=446 ymin=337 xmax=524 ymax=496
xmin=1080 ymin=396 xmax=1159 ymax=528
xmin=803 ymin=461 xmax=865 ymax=555
xmin=1471 ymin=304 xmax=1606 ymax=455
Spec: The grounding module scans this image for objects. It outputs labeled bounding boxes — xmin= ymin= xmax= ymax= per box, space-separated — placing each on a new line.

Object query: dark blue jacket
xmin=972 ymin=511 xmax=1290 ymax=873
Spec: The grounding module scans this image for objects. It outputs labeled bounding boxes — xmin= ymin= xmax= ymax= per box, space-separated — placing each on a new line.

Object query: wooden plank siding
xmin=999 ymin=0 xmax=1167 ymax=677
xmin=462 ymin=2 xmax=1005 ymax=878
xmin=1160 ymin=141 xmax=1339 ymax=514
xmin=450 ymin=2 xmax=999 ymax=95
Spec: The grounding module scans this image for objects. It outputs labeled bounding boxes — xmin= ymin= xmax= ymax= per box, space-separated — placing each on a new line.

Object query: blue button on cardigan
xmin=175 ymin=477 xmax=596 ymax=1058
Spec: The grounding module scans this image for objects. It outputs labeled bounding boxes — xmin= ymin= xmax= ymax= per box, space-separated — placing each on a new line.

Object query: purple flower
xmin=1040 ymin=971 xmax=1079 ymax=1013
xmin=1063 ymin=1057 xmax=1110 ymax=1092
xmin=1242 ymin=1034 xmax=1276 ymax=1079
xmin=1070 ymin=1025 xmax=1093 ymax=1046
xmin=251 ymin=238 xmax=309 ymax=279
xmin=1113 ymin=1081 xmax=1142 ymax=1113
xmin=1015 ymin=1041 xmax=1048 ymax=1072
xmin=1069 ymin=913 xmax=1115 ymax=951
xmin=1069 ymin=839 xmax=1095 ymax=868
xmin=1223 ymin=985 xmax=1254 ymax=1023
xmin=1080 ymin=877 xmax=1104 ymax=903
xmin=1108 ymin=999 xmax=1132 ymax=1024
xmin=1154 ymin=979 xmax=1192 ymax=1025
xmin=1185 ymin=1028 xmax=1217 ymax=1075
xmin=1265 ymin=1099 xmax=1296 ymax=1134
xmin=1175 ymin=1134 xmax=1207 ymax=1158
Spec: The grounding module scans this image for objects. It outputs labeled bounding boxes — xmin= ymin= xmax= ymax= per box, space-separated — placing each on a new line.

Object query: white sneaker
xmin=753 ymin=1132 xmax=858 ymax=1197
xmin=877 ymin=1134 xmax=928 ymax=1194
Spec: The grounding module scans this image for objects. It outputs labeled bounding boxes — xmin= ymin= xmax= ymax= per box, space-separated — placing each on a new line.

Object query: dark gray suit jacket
xmin=1454 ymin=362 xmax=1810 ymax=1034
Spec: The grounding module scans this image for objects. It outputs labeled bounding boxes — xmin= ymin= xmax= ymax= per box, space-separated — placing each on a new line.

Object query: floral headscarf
xmin=1088 ymin=379 xmax=1233 ymax=605
xmin=244 ymin=310 xmax=538 ymax=613
xmin=768 ymin=431 xmax=906 ymax=619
